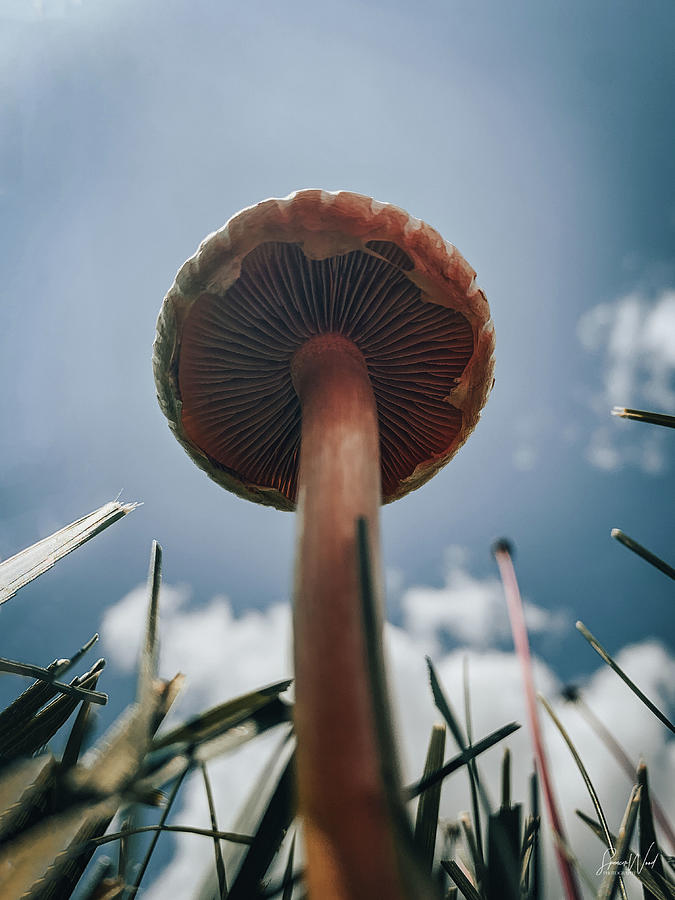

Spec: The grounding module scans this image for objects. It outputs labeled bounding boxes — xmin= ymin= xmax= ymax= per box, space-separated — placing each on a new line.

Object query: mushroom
xmin=153 ymin=190 xmax=494 ymax=899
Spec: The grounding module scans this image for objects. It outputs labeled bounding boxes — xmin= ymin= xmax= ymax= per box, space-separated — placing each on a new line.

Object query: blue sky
xmin=0 ymin=1 xmax=673 ymax=895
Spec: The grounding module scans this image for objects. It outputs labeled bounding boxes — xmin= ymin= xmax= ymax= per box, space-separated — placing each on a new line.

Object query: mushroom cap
xmin=153 ymin=189 xmax=495 ymax=511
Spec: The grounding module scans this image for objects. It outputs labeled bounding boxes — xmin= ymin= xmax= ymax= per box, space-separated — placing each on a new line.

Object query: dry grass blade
xmin=440 ymin=859 xmax=482 ymax=900
xmin=0 ymin=795 xmax=119 ymax=898
xmin=577 ymin=810 xmax=675 ymax=900
xmin=72 ymin=544 xmax=178 ymax=799
xmin=610 ymin=530 xmax=675 ymax=581
xmin=61 ymin=691 xmax=97 ymax=770
xmin=492 ymin=540 xmax=583 ymax=900
xmin=576 ymin=622 xmax=675 ymax=734
xmin=152 ymin=680 xmax=292 ymax=751
xmin=0 ymin=635 xmax=100 ymax=733
xmin=520 ymin=813 xmax=539 ymax=897
xmin=0 ymin=657 xmax=107 ymax=705
xmin=459 ymin=811 xmax=486 ymax=894
xmin=414 ymin=724 xmax=446 ymax=873
xmin=0 ymin=661 xmax=104 ymax=763
xmin=0 ymin=500 xmax=138 ymax=605
xmin=86 ymin=824 xmax=255 ymax=848
xmin=538 ymin=693 xmax=627 ymax=900
xmin=201 ymin=761 xmax=228 ymax=899
xmin=0 ymin=756 xmax=59 ymax=845
xmin=598 ymin=786 xmax=642 ymax=900
xmin=611 ymin=407 xmax=675 ymax=428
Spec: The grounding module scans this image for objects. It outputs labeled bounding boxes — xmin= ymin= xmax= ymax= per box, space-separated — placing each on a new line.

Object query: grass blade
xmin=152 ymin=681 xmax=292 ymax=752
xmin=611 ymin=530 xmax=675 ymax=581
xmin=577 ymin=810 xmax=675 ymax=900
xmin=281 ymin=832 xmax=296 ymax=900
xmin=459 ymin=811 xmax=487 ymax=894
xmin=526 ymin=771 xmax=540 ymax=900
xmin=564 ymin=689 xmax=675 ymax=853
xmin=357 ymin=518 xmax=438 ymax=898
xmin=414 ymin=723 xmax=446 ymax=873
xmin=598 ymin=786 xmax=642 ymax=900
xmin=440 ymin=859 xmax=482 ymax=900
xmin=638 ymin=763 xmax=667 ymax=900
xmin=492 ymin=539 xmax=583 ymax=900
xmin=538 ymin=693 xmax=627 ymax=900
xmin=0 ymin=661 xmax=104 ymax=763
xmin=225 ymin=739 xmax=296 ymax=900
xmin=201 ymin=761 xmax=228 ymax=899
xmin=576 ymin=622 xmax=675 ymax=734
xmin=0 ymin=657 xmax=107 ymax=705
xmin=0 ymin=500 xmax=137 ymax=605
xmin=463 ymin=658 xmax=484 ymax=871
xmin=405 ymin=721 xmax=520 ymax=801
xmin=128 ymin=765 xmax=189 ymax=896
xmin=611 ymin=407 xmax=675 ymax=428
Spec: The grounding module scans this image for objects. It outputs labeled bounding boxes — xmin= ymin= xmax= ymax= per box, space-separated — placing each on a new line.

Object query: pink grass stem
xmin=493 ymin=542 xmax=583 ymax=900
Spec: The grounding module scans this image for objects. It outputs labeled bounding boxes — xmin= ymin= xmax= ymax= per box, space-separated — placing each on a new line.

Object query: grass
xmin=0 ymin=398 xmax=672 ymax=898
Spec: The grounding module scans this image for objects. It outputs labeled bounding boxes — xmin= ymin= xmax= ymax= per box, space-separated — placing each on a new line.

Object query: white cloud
xmin=578 ymin=290 xmax=674 ymax=474
xmin=401 ymin=547 xmax=568 ymax=652
xmin=100 ymin=574 xmax=674 ymax=900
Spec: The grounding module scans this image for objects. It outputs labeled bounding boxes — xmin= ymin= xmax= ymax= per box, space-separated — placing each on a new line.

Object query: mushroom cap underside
xmin=153 ymin=189 xmax=495 ymax=511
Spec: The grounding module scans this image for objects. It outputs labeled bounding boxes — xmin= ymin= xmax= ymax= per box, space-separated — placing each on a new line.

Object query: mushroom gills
xmin=177 ymin=240 xmax=474 ymax=504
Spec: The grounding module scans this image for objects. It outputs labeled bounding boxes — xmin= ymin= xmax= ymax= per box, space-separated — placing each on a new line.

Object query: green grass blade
xmin=538 ymin=693 xmax=628 ymax=900
xmin=463 ymin=657 xmax=484 ymax=871
xmin=638 ymin=763 xmax=667 ymax=900
xmin=404 ymin=722 xmax=520 ymax=800
xmin=611 ymin=530 xmax=675 ymax=581
xmin=128 ymin=765 xmax=189 ymax=896
xmin=137 ymin=540 xmax=162 ymax=708
xmin=357 ymin=518 xmax=438 ymax=898
xmin=414 ymin=723 xmax=446 ymax=873
xmin=200 ymin=761 xmax=228 ymax=899
xmin=281 ymin=832 xmax=296 ymax=900
xmin=0 ymin=500 xmax=137 ymax=605
xmin=568 ymin=692 xmax=675 ymax=853
xmin=224 ymin=739 xmax=296 ymax=900
xmin=487 ymin=802 xmax=521 ymax=900
xmin=526 ymin=771 xmax=540 ymax=900
xmin=576 ymin=622 xmax=675 ymax=734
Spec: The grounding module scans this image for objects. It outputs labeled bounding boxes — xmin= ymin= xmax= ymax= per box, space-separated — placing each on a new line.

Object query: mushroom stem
xmin=291 ymin=333 xmax=407 ymax=899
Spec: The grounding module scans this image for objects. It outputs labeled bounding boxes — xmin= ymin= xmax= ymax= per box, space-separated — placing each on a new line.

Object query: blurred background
xmin=1 ymin=1 xmax=673 ymax=897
